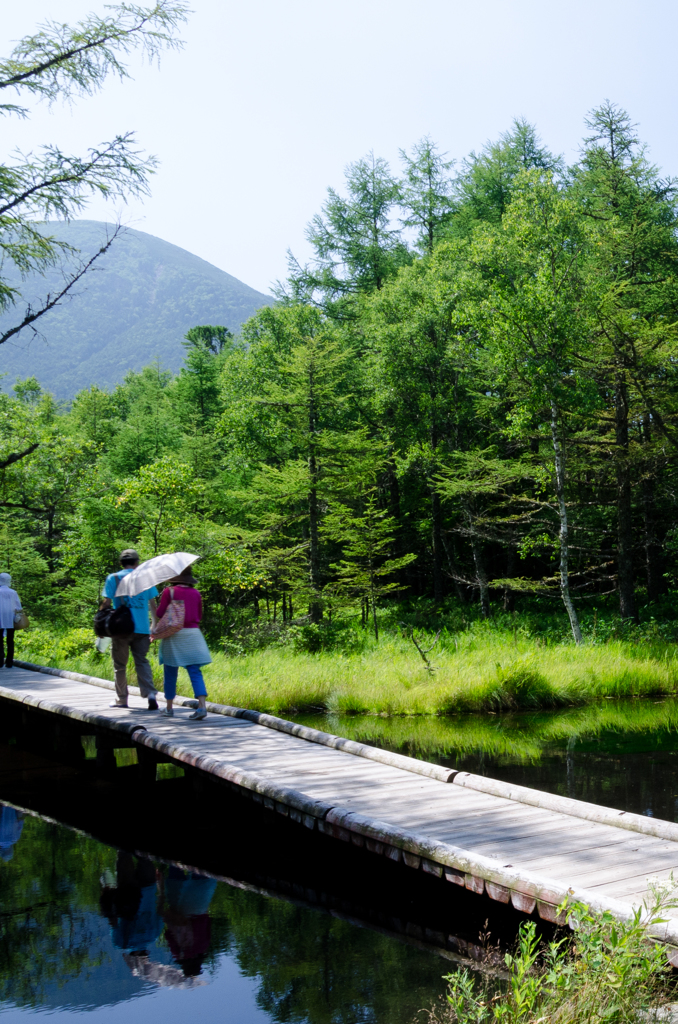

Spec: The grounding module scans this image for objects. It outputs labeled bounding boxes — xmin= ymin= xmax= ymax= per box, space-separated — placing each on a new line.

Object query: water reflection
xmin=0 ymin=807 xmax=452 ymax=1023
xmin=0 ymin=807 xmax=23 ymax=862
xmin=299 ymin=698 xmax=678 ymax=820
xmin=5 ymin=695 xmax=677 ymax=1021
xmin=99 ymin=855 xmax=215 ymax=989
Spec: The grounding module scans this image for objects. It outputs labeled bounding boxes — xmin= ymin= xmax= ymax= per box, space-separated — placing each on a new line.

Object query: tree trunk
xmin=550 ymin=401 xmax=582 ymax=644
xmin=440 ymin=532 xmax=466 ymax=603
xmin=431 ymin=488 xmax=444 ymax=604
xmin=615 ymin=375 xmax=637 ymax=621
xmin=641 ymin=420 xmax=664 ymax=602
xmin=387 ymin=458 xmax=401 ymax=522
xmin=46 ymin=511 xmax=55 ymax=574
xmin=471 ymin=538 xmax=490 ymax=618
xmin=308 ymin=446 xmax=322 ymax=622
xmin=307 ymin=365 xmax=323 ymax=622
xmin=370 ymin=579 xmax=379 ymax=642
xmin=503 ymin=548 xmax=517 ymax=612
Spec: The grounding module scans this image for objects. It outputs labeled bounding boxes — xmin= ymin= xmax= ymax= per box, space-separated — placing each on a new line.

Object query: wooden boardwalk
xmin=3 ymin=661 xmax=678 ymax=956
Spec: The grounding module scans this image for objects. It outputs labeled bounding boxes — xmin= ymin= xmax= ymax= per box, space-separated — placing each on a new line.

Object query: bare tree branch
xmin=0 ymin=442 xmax=40 ymax=469
xmin=0 ymin=224 xmax=121 ymax=346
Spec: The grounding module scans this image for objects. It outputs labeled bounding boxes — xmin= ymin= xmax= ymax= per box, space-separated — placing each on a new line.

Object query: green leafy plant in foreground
xmin=425 ymin=890 xmax=678 ymax=1024
xmin=14 ymin=626 xmax=95 ymax=663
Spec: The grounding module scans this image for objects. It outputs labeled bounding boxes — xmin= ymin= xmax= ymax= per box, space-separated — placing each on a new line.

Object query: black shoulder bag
xmin=94 ymin=574 xmax=135 ymax=638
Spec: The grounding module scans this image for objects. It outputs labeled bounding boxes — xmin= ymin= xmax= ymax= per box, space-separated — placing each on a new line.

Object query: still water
xmin=3 ymin=696 xmax=678 ymax=1022
xmin=301 ymin=697 xmax=678 ymax=821
xmin=0 ymin=806 xmax=452 ymax=1024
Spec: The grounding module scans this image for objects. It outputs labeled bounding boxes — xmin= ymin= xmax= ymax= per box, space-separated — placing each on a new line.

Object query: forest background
xmin=5 ymin=93 xmax=678 ymax=714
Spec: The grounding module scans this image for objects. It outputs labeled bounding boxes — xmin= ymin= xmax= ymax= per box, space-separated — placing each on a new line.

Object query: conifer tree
xmin=284 ymin=154 xmax=410 ymax=317
xmin=366 ymin=249 xmax=472 ymax=604
xmin=453 ymin=118 xmax=563 ymax=230
xmin=233 ymin=305 xmax=358 ymax=620
xmin=399 ymin=137 xmax=456 ymax=255
xmin=465 ymin=170 xmax=594 ymax=642
xmin=0 ymin=1 xmax=188 ymax=345
xmin=573 ymin=102 xmax=678 ymax=621
xmin=324 ymin=492 xmax=415 ymax=640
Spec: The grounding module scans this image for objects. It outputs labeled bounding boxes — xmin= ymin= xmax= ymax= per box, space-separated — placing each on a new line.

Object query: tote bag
xmin=13 ymin=610 xmax=29 ymax=630
xmin=151 ymin=587 xmax=185 ymax=641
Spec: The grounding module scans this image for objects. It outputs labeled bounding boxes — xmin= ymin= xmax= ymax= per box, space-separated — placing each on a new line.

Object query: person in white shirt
xmin=0 ymin=573 xmax=22 ymax=668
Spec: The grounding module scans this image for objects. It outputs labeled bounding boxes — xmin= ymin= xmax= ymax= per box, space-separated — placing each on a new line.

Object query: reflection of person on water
xmin=0 ymin=805 xmax=24 ymax=861
xmin=161 ymin=866 xmax=217 ymax=978
xmin=100 ymin=853 xmax=162 ymax=953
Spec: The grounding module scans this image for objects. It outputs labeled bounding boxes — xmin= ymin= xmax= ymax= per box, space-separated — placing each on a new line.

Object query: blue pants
xmin=163 ymin=664 xmax=207 ymax=700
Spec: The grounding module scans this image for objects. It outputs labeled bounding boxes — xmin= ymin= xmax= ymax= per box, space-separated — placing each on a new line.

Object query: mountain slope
xmin=0 ymin=221 xmax=273 ymax=398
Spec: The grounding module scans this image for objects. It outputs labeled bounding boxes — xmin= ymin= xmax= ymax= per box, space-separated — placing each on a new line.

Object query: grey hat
xmin=0 ymin=573 xmax=11 ymax=587
xmin=120 ymin=549 xmax=140 ymax=563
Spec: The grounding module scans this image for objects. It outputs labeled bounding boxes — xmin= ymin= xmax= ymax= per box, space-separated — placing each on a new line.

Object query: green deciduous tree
xmin=465 ymin=170 xmax=596 ymax=642
xmin=104 ymin=362 xmax=180 ymax=475
xmin=116 ymin=455 xmax=204 ymax=554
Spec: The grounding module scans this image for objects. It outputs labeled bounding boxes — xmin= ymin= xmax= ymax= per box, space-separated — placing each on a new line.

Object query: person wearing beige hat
xmin=101 ymin=549 xmax=159 ymax=709
xmin=156 ymin=566 xmax=211 ymax=721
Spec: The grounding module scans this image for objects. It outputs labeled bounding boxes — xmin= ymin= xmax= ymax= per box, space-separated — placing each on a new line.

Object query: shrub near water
xmin=425 ymin=893 xmax=678 ymax=1024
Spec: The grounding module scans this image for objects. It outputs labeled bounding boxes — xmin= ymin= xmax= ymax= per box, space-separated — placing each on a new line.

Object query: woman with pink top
xmin=157 ymin=567 xmax=211 ymax=721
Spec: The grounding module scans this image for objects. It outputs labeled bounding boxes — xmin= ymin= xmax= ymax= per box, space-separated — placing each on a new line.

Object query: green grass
xmin=22 ymin=620 xmax=678 ymax=717
xmin=200 ymin=642 xmax=678 ymax=715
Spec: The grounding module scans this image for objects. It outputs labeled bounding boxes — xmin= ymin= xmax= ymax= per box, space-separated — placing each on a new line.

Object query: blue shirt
xmin=103 ymin=569 xmax=158 ymax=635
xmin=0 ymin=806 xmax=23 ymax=861
xmin=111 ymin=884 xmax=163 ymax=950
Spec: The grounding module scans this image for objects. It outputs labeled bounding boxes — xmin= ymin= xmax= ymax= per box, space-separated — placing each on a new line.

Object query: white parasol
xmin=114 ymin=551 xmax=200 ymax=598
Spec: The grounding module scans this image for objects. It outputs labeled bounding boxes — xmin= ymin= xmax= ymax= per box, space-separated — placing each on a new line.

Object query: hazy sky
xmin=3 ymin=0 xmax=678 ymax=294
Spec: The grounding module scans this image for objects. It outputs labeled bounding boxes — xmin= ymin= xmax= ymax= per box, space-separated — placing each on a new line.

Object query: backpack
xmin=94 ymin=604 xmax=135 ymax=638
xmin=94 ymin=573 xmax=135 ymax=638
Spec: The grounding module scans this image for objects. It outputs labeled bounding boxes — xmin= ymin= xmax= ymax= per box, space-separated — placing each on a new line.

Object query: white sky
xmin=3 ymin=0 xmax=678 ymax=295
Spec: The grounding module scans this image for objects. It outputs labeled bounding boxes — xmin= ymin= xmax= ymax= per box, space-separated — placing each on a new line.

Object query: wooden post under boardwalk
xmin=3 ymin=661 xmax=678 ymax=961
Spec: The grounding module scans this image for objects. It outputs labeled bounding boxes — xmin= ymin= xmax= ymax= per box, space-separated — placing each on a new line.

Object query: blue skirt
xmin=158 ymin=628 xmax=212 ymax=667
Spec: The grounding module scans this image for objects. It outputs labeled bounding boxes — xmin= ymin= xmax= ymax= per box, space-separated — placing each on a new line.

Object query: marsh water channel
xmin=2 ymin=695 xmax=678 ymax=1023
